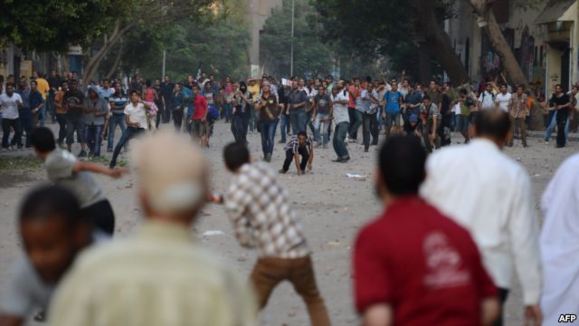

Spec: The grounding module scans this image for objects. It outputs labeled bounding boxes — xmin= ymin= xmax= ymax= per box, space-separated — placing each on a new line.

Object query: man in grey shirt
xmin=0 ymin=186 xmax=105 ymax=326
xmin=30 ymin=127 xmax=126 ymax=235
xmin=83 ymin=87 xmax=108 ymax=157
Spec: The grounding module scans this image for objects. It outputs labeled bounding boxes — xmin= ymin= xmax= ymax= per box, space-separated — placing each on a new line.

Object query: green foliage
xmin=0 ymin=0 xmax=127 ymax=51
xmin=313 ymin=0 xmax=454 ymax=78
xmin=260 ymin=0 xmax=334 ymax=77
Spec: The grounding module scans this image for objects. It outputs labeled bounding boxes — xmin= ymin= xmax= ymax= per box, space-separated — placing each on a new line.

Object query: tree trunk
xmin=105 ymin=39 xmax=124 ymax=80
xmin=415 ymin=0 xmax=470 ymax=85
xmin=469 ymin=0 xmax=528 ymax=86
xmin=83 ymin=20 xmax=133 ymax=85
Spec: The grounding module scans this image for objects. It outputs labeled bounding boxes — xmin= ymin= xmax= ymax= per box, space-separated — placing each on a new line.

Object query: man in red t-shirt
xmin=353 ymin=136 xmax=499 ymax=326
xmin=190 ymin=85 xmax=208 ymax=147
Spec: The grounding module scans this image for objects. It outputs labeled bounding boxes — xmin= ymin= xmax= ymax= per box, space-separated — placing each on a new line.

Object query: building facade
xmin=446 ymin=0 xmax=579 ymax=96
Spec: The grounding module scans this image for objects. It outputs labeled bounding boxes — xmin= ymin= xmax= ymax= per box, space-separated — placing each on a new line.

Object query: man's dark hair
xmin=224 ymin=142 xmax=250 ymax=172
xmin=31 ymin=127 xmax=56 ymax=152
xmin=19 ymin=185 xmax=82 ymax=226
xmin=129 ymin=89 xmax=139 ymax=96
xmin=474 ymin=110 xmax=511 ymax=141
xmin=422 ymin=95 xmax=431 ymax=101
xmin=297 ymin=131 xmax=307 ymax=138
xmin=378 ymin=136 xmax=426 ymax=195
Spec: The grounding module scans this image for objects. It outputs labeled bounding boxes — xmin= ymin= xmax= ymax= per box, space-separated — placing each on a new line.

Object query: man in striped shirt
xmin=217 ymin=142 xmax=330 ymax=326
xmin=280 ymin=131 xmax=314 ymax=175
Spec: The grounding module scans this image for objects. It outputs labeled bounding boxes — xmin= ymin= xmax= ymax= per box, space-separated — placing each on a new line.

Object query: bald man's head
xmin=474 ymin=110 xmax=511 ymax=144
xmin=131 ymin=131 xmax=209 ymax=224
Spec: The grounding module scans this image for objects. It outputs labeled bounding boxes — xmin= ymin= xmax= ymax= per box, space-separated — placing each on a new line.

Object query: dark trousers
xmin=85 ymin=125 xmax=104 ymax=156
xmin=162 ymin=98 xmax=172 ymax=123
xmin=56 ymin=113 xmax=67 ymax=145
xmin=362 ymin=112 xmax=379 ymax=150
xmin=20 ymin=112 xmax=33 ymax=147
xmin=290 ymin=110 xmax=308 ymax=135
xmin=66 ymin=114 xmax=85 ymax=145
xmin=348 ymin=109 xmax=362 ymax=140
xmin=173 ymin=108 xmax=184 ymax=131
xmin=333 ymin=122 xmax=350 ymax=159
xmin=260 ymin=119 xmax=278 ymax=156
xmin=556 ymin=109 xmax=569 ymax=147
xmin=1 ymin=118 xmax=22 ymax=148
xmin=279 ymin=114 xmax=290 ymax=143
xmin=110 ymin=127 xmax=144 ymax=167
xmin=80 ymin=199 xmax=115 ymax=235
xmin=250 ymin=256 xmax=330 ymax=326
xmin=282 ymin=147 xmax=309 ymax=172
xmin=232 ymin=112 xmax=249 ymax=144
xmin=493 ymin=288 xmax=509 ymax=326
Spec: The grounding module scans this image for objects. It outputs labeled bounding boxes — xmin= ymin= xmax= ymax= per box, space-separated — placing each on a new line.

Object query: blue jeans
xmin=333 ymin=122 xmax=350 ymax=159
xmin=85 ymin=124 xmax=104 ymax=156
xmin=231 ymin=112 xmax=249 ymax=144
xmin=313 ymin=114 xmax=331 ymax=145
xmin=545 ymin=111 xmax=557 ymax=141
xmin=260 ymin=119 xmax=278 ymax=156
xmin=384 ymin=111 xmax=401 ymax=137
xmin=107 ymin=113 xmax=126 ymax=151
xmin=110 ymin=127 xmax=144 ymax=167
xmin=289 ymin=109 xmax=308 ymax=135
xmin=279 ymin=114 xmax=290 ymax=143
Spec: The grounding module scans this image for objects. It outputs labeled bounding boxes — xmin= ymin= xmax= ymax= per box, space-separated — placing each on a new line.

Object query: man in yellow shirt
xmin=49 ymin=131 xmax=256 ymax=326
xmin=35 ymin=73 xmax=50 ymax=100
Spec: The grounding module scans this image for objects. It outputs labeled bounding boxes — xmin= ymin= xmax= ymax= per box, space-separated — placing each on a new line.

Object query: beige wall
xmin=246 ymin=0 xmax=282 ymax=74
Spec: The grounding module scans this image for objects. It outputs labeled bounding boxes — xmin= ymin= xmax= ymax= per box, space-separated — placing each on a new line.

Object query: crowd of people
xmin=0 ymin=69 xmax=578 ymax=326
xmin=2 ymin=71 xmax=578 ymax=172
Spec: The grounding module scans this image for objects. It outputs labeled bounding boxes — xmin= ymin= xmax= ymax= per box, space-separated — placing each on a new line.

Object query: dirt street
xmin=1 ymin=121 xmax=577 ymax=325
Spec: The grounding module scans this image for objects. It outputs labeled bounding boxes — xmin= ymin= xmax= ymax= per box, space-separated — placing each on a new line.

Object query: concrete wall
xmin=246 ymin=0 xmax=282 ymax=76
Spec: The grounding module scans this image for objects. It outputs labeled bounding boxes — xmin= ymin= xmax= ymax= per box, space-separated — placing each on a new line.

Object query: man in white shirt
xmin=109 ymin=89 xmax=150 ymax=168
xmin=478 ymin=83 xmax=496 ymax=110
xmin=540 ymin=153 xmax=579 ymax=326
xmin=495 ymin=85 xmax=512 ymax=112
xmin=331 ymin=80 xmax=350 ymax=162
xmin=421 ymin=110 xmax=542 ymax=326
xmin=0 ymin=82 xmax=24 ymax=149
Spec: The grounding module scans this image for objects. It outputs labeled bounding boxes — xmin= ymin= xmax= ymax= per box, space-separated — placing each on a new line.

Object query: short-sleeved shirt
xmin=284 ymin=135 xmax=313 ymax=155
xmin=495 ymin=92 xmax=512 ymax=112
xmin=315 ymin=94 xmax=331 ymax=115
xmin=83 ymin=97 xmax=108 ymax=126
xmin=478 ymin=91 xmax=495 ymax=110
xmin=355 ymin=89 xmax=372 ymax=113
xmin=45 ymin=149 xmax=105 ymax=208
xmin=110 ymin=94 xmax=128 ymax=114
xmin=348 ymin=85 xmax=359 ymax=109
xmin=510 ymin=93 xmax=529 ymax=118
xmin=549 ymin=93 xmax=570 ymax=108
xmin=64 ymin=89 xmax=85 ymax=117
xmin=421 ymin=103 xmax=440 ymax=122
xmin=384 ymin=91 xmax=402 ymax=114
xmin=258 ymin=94 xmax=280 ymax=121
xmin=331 ymin=90 xmax=350 ymax=124
xmin=354 ymin=196 xmax=497 ymax=325
xmin=287 ymin=89 xmax=308 ymax=110
xmin=0 ymin=93 xmax=22 ymax=119
xmin=124 ymin=102 xmax=149 ymax=129
xmin=192 ymin=95 xmax=208 ymax=121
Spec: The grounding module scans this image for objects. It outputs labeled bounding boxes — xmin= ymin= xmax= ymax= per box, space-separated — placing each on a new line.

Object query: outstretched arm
xmin=73 ymin=161 xmax=127 ymax=179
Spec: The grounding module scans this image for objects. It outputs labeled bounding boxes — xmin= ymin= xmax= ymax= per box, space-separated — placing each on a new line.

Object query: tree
xmin=467 ymin=0 xmax=528 ymax=86
xmin=314 ymin=0 xmax=469 ymax=84
xmin=260 ymin=0 xmax=335 ymax=77
xmin=0 ymin=0 xmax=127 ymax=51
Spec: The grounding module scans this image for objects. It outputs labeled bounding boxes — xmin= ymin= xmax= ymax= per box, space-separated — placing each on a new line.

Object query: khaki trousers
xmin=250 ymin=255 xmax=331 ymax=326
xmin=510 ymin=116 xmax=527 ymax=146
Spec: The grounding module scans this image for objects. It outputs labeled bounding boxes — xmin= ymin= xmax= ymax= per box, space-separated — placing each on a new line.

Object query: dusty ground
xmin=0 ymin=121 xmax=577 ymax=326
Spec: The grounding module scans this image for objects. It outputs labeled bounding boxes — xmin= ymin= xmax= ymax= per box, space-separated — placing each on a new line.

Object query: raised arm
xmin=73 ymin=161 xmax=127 ymax=179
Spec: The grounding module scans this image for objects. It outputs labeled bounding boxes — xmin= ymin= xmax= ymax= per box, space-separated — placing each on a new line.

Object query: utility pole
xmin=290 ymin=0 xmax=295 ymax=77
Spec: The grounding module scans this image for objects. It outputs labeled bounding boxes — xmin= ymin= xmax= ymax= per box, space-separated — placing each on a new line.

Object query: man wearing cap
xmin=49 ymin=131 xmax=256 ymax=326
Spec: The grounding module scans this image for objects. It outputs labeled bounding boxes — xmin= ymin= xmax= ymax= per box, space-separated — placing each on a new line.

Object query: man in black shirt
xmin=64 ymin=80 xmax=88 ymax=157
xmin=549 ymin=84 xmax=571 ymax=148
